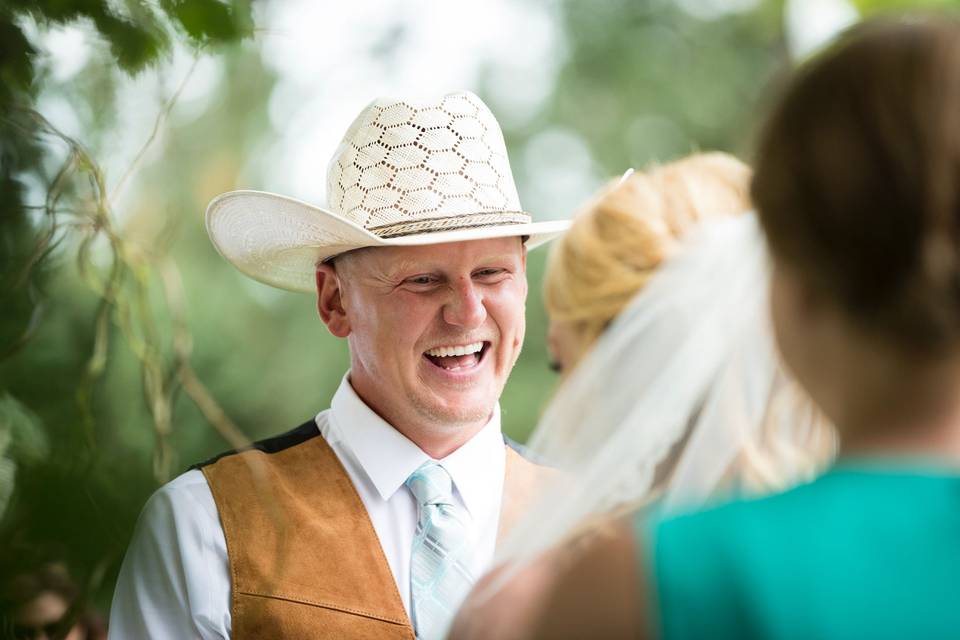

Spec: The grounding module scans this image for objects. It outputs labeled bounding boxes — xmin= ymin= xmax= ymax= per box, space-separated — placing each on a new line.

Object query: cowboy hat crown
xmin=206 ymin=91 xmax=568 ymax=292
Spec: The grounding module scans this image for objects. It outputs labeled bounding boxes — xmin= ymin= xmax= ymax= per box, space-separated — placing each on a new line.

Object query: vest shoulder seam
xmin=189 ymin=418 xmax=321 ymax=470
xmin=236 ymin=589 xmax=411 ymax=626
xmin=503 ymin=434 xmax=551 ymax=465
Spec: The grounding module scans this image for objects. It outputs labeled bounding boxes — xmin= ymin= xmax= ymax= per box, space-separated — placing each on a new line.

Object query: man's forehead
xmin=341 ymin=237 xmax=525 ymax=274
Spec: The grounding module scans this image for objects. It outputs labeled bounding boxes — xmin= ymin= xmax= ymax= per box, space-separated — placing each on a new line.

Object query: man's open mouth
xmin=423 ymin=341 xmax=490 ymax=371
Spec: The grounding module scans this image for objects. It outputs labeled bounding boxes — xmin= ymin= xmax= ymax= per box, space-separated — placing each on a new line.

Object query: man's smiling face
xmin=320 ymin=237 xmax=528 ymax=452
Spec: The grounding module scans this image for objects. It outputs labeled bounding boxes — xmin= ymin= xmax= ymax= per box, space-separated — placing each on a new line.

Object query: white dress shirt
xmin=108 ymin=376 xmax=506 ymax=639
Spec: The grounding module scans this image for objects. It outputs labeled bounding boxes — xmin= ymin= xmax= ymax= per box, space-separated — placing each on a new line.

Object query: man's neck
xmin=408 ymin=427 xmax=487 ymax=460
xmin=347 ymin=378 xmax=492 ymax=459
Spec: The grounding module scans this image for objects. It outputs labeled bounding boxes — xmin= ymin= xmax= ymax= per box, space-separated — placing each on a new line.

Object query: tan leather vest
xmin=199 ymin=420 xmax=554 ymax=639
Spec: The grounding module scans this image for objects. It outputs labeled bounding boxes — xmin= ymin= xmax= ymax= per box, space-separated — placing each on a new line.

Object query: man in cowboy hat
xmin=109 ymin=91 xmax=568 ymax=639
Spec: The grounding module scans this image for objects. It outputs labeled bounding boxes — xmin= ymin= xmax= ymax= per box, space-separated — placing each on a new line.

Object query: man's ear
xmin=316 ymin=263 xmax=351 ymax=338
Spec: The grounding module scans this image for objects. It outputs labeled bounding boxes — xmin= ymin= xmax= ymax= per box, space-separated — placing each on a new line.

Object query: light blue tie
xmin=405 ymin=461 xmax=476 ymax=640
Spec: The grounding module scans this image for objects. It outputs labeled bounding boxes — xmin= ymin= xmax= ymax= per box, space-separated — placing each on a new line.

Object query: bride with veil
xmin=495 ymin=152 xmax=834 ymax=574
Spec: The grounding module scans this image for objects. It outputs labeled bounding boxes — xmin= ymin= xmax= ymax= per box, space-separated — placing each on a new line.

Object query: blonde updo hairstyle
xmin=545 ymin=152 xmax=753 ymax=370
xmin=542 ymin=151 xmax=835 ymax=507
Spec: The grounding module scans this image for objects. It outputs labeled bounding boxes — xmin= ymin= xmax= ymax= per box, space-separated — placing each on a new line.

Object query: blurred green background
xmin=0 ymin=0 xmax=953 ymax=619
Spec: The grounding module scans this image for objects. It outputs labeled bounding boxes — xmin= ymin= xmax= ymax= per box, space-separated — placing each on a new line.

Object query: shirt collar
xmin=329 ymin=373 xmax=504 ymax=517
xmin=439 ymin=405 xmax=505 ymax=519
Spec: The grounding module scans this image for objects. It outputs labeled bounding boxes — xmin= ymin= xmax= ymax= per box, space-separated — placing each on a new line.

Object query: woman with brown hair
xmin=452 ymin=15 xmax=960 ymax=639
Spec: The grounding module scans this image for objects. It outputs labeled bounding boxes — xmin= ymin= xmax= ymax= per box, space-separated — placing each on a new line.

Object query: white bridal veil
xmin=494 ymin=212 xmax=833 ymax=577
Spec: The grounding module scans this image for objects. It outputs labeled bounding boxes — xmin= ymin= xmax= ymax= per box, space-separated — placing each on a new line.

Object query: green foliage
xmin=0 ymin=393 xmax=48 ymax=519
xmin=1 ymin=0 xmax=255 ymax=373
xmin=0 ymin=17 xmax=35 ymax=100
xmin=0 ymin=0 xmax=255 ymax=614
xmin=523 ymin=0 xmax=785 ymax=176
xmin=2 ymin=0 xmax=253 ymax=73
xmin=161 ymin=0 xmax=253 ymax=43
xmin=854 ymin=0 xmax=960 ymax=12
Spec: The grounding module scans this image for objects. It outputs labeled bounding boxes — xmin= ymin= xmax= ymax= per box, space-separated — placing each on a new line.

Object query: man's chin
xmin=417 ymin=395 xmax=497 ymax=431
xmin=440 ymin=408 xmax=495 ymax=429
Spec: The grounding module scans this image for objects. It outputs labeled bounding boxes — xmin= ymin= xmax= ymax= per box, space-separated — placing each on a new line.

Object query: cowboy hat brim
xmin=206 ymin=190 xmax=571 ymax=293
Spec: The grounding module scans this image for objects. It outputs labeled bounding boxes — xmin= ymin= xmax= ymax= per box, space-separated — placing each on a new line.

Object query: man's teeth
xmin=425 ymin=342 xmax=484 ymax=358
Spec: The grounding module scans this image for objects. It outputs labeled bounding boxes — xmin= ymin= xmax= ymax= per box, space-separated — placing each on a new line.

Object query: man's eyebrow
xmin=377 ymin=252 xmax=522 ymax=280
xmin=474 ymin=253 xmax=520 ymax=264
xmin=380 ymin=260 xmax=432 ymax=279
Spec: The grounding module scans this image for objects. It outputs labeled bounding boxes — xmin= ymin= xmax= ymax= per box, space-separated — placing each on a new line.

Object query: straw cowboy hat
xmin=205 ymin=91 xmax=570 ymax=292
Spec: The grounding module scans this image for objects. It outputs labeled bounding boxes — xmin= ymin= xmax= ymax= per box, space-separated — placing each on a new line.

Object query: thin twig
xmin=14 ymin=49 xmax=251 ymax=484
xmin=109 ymin=47 xmax=205 ymax=203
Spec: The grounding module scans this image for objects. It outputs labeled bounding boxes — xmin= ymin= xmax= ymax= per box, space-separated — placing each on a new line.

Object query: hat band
xmin=369 ymin=211 xmax=532 ymax=239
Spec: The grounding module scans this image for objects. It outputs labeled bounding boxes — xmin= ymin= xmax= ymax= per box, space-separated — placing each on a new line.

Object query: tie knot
xmin=405 ymin=461 xmax=454 ymax=506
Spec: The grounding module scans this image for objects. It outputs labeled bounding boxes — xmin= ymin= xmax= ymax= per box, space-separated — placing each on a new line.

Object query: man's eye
xmin=407 ymin=275 xmax=436 ymax=286
xmin=475 ymin=268 xmax=505 ymax=279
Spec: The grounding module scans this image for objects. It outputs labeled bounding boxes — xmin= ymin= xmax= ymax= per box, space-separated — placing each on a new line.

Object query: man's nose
xmin=443 ymin=279 xmax=487 ymax=328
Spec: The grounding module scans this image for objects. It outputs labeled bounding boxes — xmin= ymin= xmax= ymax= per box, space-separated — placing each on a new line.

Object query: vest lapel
xmin=497 ymin=446 xmax=560 ymax=544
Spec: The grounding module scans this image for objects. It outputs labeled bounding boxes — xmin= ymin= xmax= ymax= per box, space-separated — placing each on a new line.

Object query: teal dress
xmin=640 ymin=463 xmax=960 ymax=639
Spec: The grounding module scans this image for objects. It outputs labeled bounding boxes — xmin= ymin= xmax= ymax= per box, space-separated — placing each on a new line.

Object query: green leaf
xmin=0 ymin=16 xmax=36 ymax=101
xmin=0 ymin=393 xmax=48 ymax=519
xmin=90 ymin=10 xmax=169 ymax=72
xmin=0 ymin=456 xmax=13 ymax=521
xmin=162 ymin=0 xmax=254 ymax=44
xmin=0 ymin=392 xmax=48 ymax=462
